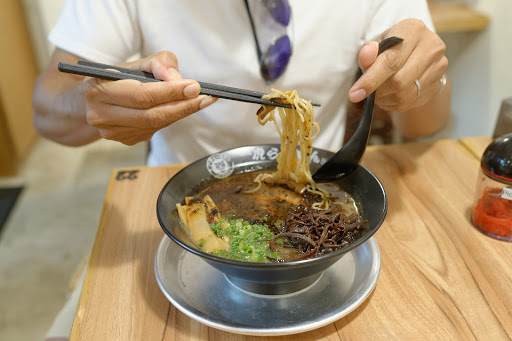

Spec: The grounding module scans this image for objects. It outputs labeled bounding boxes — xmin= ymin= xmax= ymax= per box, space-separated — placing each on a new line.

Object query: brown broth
xmin=195 ymin=170 xmax=359 ymax=227
xmin=182 ymin=170 xmax=365 ymax=262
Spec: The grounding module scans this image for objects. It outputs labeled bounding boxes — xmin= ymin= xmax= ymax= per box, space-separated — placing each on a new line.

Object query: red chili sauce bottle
xmin=472 ymin=133 xmax=512 ymax=241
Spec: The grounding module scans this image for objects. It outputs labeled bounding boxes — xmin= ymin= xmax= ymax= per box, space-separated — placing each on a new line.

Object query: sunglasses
xmin=245 ymin=0 xmax=292 ymax=83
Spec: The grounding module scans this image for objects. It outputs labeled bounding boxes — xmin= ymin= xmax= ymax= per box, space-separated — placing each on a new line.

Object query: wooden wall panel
xmin=0 ymin=0 xmax=39 ymax=175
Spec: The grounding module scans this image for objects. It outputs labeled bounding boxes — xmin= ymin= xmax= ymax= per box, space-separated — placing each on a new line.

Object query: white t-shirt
xmin=49 ymin=0 xmax=434 ymax=166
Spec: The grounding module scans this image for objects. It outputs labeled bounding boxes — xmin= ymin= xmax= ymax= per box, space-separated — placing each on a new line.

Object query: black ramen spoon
xmin=312 ymin=36 xmax=404 ymax=183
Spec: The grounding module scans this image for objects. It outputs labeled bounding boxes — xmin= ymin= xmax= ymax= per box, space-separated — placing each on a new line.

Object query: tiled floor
xmin=0 ymin=138 xmax=146 ymax=341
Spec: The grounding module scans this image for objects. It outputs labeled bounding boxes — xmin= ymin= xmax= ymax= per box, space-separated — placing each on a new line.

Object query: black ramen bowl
xmin=157 ymin=144 xmax=387 ymax=295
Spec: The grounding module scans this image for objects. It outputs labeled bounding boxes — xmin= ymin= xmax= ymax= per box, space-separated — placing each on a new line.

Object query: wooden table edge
xmin=458 ymin=136 xmax=492 ymax=160
xmin=69 ymin=169 xmax=120 ymax=340
xmin=69 ymin=164 xmax=188 ymax=339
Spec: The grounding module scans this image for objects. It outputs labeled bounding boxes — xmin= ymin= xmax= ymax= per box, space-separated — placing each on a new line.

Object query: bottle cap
xmin=481 ymin=133 xmax=512 ymax=182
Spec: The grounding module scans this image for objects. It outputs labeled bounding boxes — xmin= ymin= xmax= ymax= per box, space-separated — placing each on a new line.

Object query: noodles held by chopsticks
xmin=257 ymin=89 xmax=329 ymax=209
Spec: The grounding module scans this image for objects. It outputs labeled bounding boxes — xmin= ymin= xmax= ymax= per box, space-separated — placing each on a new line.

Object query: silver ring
xmin=438 ymin=74 xmax=447 ymax=94
xmin=414 ymin=79 xmax=422 ymax=96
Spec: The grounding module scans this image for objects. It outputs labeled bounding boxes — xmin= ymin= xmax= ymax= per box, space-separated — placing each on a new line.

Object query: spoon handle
xmin=344 ymin=36 xmax=404 ymax=162
xmin=312 ymin=36 xmax=404 ymax=182
xmin=378 ymin=36 xmax=404 ymax=54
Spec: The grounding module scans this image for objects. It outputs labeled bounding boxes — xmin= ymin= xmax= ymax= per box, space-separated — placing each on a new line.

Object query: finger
xmin=376 ymin=66 xmax=442 ymax=112
xmin=378 ymin=39 xmax=446 ymax=99
xmin=97 ymin=125 xmax=154 ymax=141
xmin=122 ymin=51 xmax=182 ymax=81
xmin=120 ymin=133 xmax=155 ymax=146
xmin=87 ymin=95 xmax=217 ymax=129
xmin=84 ymin=77 xmax=202 ymax=109
xmin=101 ymin=129 xmax=154 ymax=145
xmin=376 ymin=53 xmax=447 ymax=111
xmin=414 ymin=57 xmax=448 ymax=97
xmin=140 ymin=51 xmax=181 ymax=81
xmin=374 ymin=47 xmax=435 ymax=99
xmin=140 ymin=95 xmax=218 ymax=129
xmin=349 ymin=39 xmax=417 ymax=103
xmin=358 ymin=41 xmax=379 ymax=71
xmin=94 ymin=124 xmax=155 ymax=134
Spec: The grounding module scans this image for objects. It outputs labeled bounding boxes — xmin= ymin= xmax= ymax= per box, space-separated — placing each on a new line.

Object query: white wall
xmin=22 ymin=0 xmax=512 ymax=138
xmin=474 ymin=0 xmax=512 ymax=135
xmin=441 ymin=0 xmax=512 ymax=138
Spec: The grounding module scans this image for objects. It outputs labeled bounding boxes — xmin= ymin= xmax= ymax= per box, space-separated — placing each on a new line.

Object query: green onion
xmin=210 ymin=217 xmax=282 ymax=263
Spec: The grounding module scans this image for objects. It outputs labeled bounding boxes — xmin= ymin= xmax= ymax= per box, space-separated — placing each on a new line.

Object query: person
xmin=33 ymin=0 xmax=450 ymax=167
xmin=34 ymin=1 xmax=450 ymax=340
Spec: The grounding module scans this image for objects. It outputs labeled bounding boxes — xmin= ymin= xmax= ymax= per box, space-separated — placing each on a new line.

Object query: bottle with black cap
xmin=472 ymin=133 xmax=512 ymax=241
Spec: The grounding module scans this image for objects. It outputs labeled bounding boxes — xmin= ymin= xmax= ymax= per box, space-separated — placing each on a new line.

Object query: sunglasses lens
xmin=262 ymin=0 xmax=291 ymax=26
xmin=260 ymin=35 xmax=291 ymax=82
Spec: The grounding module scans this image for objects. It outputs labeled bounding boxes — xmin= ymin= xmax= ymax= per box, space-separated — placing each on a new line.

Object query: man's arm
xmin=32 ymin=49 xmax=100 ymax=146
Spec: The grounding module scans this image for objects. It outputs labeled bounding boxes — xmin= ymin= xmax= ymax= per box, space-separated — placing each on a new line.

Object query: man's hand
xmin=33 ymin=49 xmax=217 ymax=146
xmin=83 ymin=52 xmax=217 ymax=145
xmin=349 ymin=18 xmax=448 ymax=113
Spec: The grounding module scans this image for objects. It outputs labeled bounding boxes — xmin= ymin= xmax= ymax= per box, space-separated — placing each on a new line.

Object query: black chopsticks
xmin=57 ymin=61 xmax=321 ymax=109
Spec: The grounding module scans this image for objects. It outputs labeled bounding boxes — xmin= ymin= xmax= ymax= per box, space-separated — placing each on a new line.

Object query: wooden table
xmin=71 ymin=136 xmax=512 ymax=340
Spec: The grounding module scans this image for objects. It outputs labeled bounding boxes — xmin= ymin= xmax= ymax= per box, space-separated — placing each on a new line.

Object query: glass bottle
xmin=471 ymin=133 xmax=512 ymax=241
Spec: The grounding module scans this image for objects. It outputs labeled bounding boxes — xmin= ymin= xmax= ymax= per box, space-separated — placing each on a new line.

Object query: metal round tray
xmin=154 ymin=235 xmax=381 ymax=336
